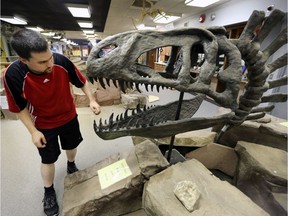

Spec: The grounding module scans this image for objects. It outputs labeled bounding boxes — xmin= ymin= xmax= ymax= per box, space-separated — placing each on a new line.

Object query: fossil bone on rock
xmin=173 ymin=180 xmax=200 ymax=212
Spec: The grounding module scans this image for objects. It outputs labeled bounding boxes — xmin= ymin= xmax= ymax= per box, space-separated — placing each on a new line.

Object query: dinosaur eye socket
xmin=98 ymin=44 xmax=117 ymax=58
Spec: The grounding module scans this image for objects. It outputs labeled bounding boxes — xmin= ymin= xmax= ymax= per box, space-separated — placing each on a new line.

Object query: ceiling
xmin=1 ymin=0 xmax=231 ymax=45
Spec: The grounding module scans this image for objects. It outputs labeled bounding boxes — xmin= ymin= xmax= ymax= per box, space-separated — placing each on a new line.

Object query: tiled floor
xmin=1 ymin=87 xmax=219 ymax=215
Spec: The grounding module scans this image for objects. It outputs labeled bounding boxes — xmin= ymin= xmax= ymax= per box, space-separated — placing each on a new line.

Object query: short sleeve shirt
xmin=3 ymin=52 xmax=87 ymax=129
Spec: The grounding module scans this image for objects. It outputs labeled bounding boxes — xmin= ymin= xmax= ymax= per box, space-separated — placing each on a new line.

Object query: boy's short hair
xmin=10 ymin=29 xmax=48 ymax=59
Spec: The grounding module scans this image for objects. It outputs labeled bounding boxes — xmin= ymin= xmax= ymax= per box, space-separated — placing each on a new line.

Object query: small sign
xmin=0 ymin=96 xmax=9 ymax=109
xmin=98 ymin=159 xmax=132 ymax=190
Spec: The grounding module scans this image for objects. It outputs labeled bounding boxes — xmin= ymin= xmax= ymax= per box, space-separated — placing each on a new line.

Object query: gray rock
xmin=143 ymin=159 xmax=269 ymax=216
xmin=63 ymin=140 xmax=169 ymax=216
xmin=121 ymin=93 xmax=148 ymax=109
xmin=235 ymin=141 xmax=288 ymax=216
xmin=185 ymin=143 xmax=238 ymax=177
xmin=154 ymin=130 xmax=217 ymax=147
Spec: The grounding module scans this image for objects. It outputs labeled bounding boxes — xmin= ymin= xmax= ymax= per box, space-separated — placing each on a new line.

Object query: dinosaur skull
xmin=86 ymin=9 xmax=287 ymax=140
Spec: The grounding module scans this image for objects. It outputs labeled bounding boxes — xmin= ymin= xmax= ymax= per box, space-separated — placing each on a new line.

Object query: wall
xmin=174 ymin=0 xmax=287 ymax=28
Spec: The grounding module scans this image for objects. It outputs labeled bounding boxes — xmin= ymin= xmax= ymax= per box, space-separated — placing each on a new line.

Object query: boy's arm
xmin=17 ymin=107 xmax=47 ymax=148
xmin=81 ymin=81 xmax=101 ymax=115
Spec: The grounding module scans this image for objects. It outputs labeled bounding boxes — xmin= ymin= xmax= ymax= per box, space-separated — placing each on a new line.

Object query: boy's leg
xmin=41 ymin=163 xmax=59 ymax=216
xmin=60 ymin=116 xmax=83 ymax=174
xmin=37 ymin=129 xmax=61 ymax=216
xmin=66 ymin=148 xmax=77 ymax=162
xmin=66 ymin=148 xmax=79 ymax=174
xmin=41 ymin=163 xmax=55 ymax=187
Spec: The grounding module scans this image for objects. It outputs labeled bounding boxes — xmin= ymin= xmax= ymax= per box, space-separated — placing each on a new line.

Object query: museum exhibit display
xmin=61 ymin=8 xmax=288 ymax=216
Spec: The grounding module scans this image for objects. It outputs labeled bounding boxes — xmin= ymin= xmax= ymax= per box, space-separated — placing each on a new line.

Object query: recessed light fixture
xmin=82 ymin=29 xmax=94 ymax=34
xmin=153 ymin=13 xmax=181 ymax=24
xmin=66 ymin=4 xmax=91 ymax=18
xmin=86 ymin=34 xmax=96 ymax=38
xmin=185 ymin=0 xmax=220 ymax=7
xmin=0 ymin=16 xmax=27 ymax=25
xmin=52 ymin=35 xmax=62 ymax=39
xmin=137 ymin=24 xmax=156 ymax=30
xmin=77 ymin=21 xmax=93 ymax=28
xmin=26 ymin=27 xmax=44 ymax=32
xmin=41 ymin=32 xmax=55 ymax=37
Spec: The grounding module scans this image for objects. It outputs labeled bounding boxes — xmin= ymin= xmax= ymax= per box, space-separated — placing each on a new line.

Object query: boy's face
xmin=20 ymin=49 xmax=54 ymax=74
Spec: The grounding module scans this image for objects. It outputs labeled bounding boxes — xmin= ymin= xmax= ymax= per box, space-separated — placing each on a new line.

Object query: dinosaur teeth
xmin=118 ymin=80 xmax=126 ymax=93
xmin=99 ymin=118 xmax=103 ymax=128
xmin=135 ymin=83 xmax=141 ymax=93
xmin=136 ymin=104 xmax=142 ymax=113
xmin=106 ymin=78 xmax=111 ymax=87
xmin=156 ymin=85 xmax=160 ymax=92
xmin=91 ymin=77 xmax=166 ymax=94
xmin=88 ymin=76 xmax=94 ymax=84
xmin=99 ymin=78 xmax=106 ymax=89
xmin=109 ymin=113 xmax=114 ymax=125
xmin=112 ymin=79 xmax=118 ymax=88
xmin=124 ymin=109 xmax=129 ymax=118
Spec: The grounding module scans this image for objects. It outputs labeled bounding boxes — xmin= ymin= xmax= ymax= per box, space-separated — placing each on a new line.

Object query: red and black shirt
xmin=3 ymin=52 xmax=87 ymax=129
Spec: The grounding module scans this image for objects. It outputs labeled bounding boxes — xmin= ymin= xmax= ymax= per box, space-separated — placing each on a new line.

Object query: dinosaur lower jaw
xmin=94 ymin=112 xmax=234 ymax=140
xmin=93 ymin=93 xmax=234 ymax=140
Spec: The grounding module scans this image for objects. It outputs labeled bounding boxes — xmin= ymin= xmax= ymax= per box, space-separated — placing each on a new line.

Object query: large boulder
xmin=185 ymin=143 xmax=238 ymax=177
xmin=143 ymin=159 xmax=269 ymax=216
xmin=153 ymin=130 xmax=217 ymax=147
xmin=63 ymin=140 xmax=169 ymax=216
xmin=235 ymin=141 xmax=288 ymax=216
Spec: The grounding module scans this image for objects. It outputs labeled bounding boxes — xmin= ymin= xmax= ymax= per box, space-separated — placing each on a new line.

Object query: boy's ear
xmin=19 ymin=57 xmax=29 ymax=64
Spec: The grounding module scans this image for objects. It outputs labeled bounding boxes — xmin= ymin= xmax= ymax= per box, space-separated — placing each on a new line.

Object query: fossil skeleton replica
xmin=87 ymin=9 xmax=287 ymax=140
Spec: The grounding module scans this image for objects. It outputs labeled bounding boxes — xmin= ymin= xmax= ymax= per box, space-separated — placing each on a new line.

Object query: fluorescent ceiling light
xmin=83 ymin=30 xmax=94 ymax=34
xmin=41 ymin=32 xmax=55 ymax=37
xmin=137 ymin=24 xmax=156 ymax=30
xmin=52 ymin=36 xmax=61 ymax=39
xmin=185 ymin=0 xmax=220 ymax=7
xmin=86 ymin=34 xmax=96 ymax=38
xmin=26 ymin=27 xmax=44 ymax=32
xmin=0 ymin=16 xmax=27 ymax=25
xmin=66 ymin=4 xmax=90 ymax=18
xmin=153 ymin=13 xmax=181 ymax=24
xmin=77 ymin=21 xmax=93 ymax=28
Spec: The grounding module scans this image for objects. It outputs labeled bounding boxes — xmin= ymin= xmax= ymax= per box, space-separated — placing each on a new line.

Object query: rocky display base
xmin=63 ymin=114 xmax=287 ymax=216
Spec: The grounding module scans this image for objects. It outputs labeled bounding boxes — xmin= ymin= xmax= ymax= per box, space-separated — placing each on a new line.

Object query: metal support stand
xmin=215 ymin=124 xmax=232 ymax=143
xmin=165 ymin=92 xmax=186 ymax=164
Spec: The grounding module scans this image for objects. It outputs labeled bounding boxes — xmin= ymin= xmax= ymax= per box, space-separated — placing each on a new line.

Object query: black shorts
xmin=37 ymin=115 xmax=83 ymax=164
